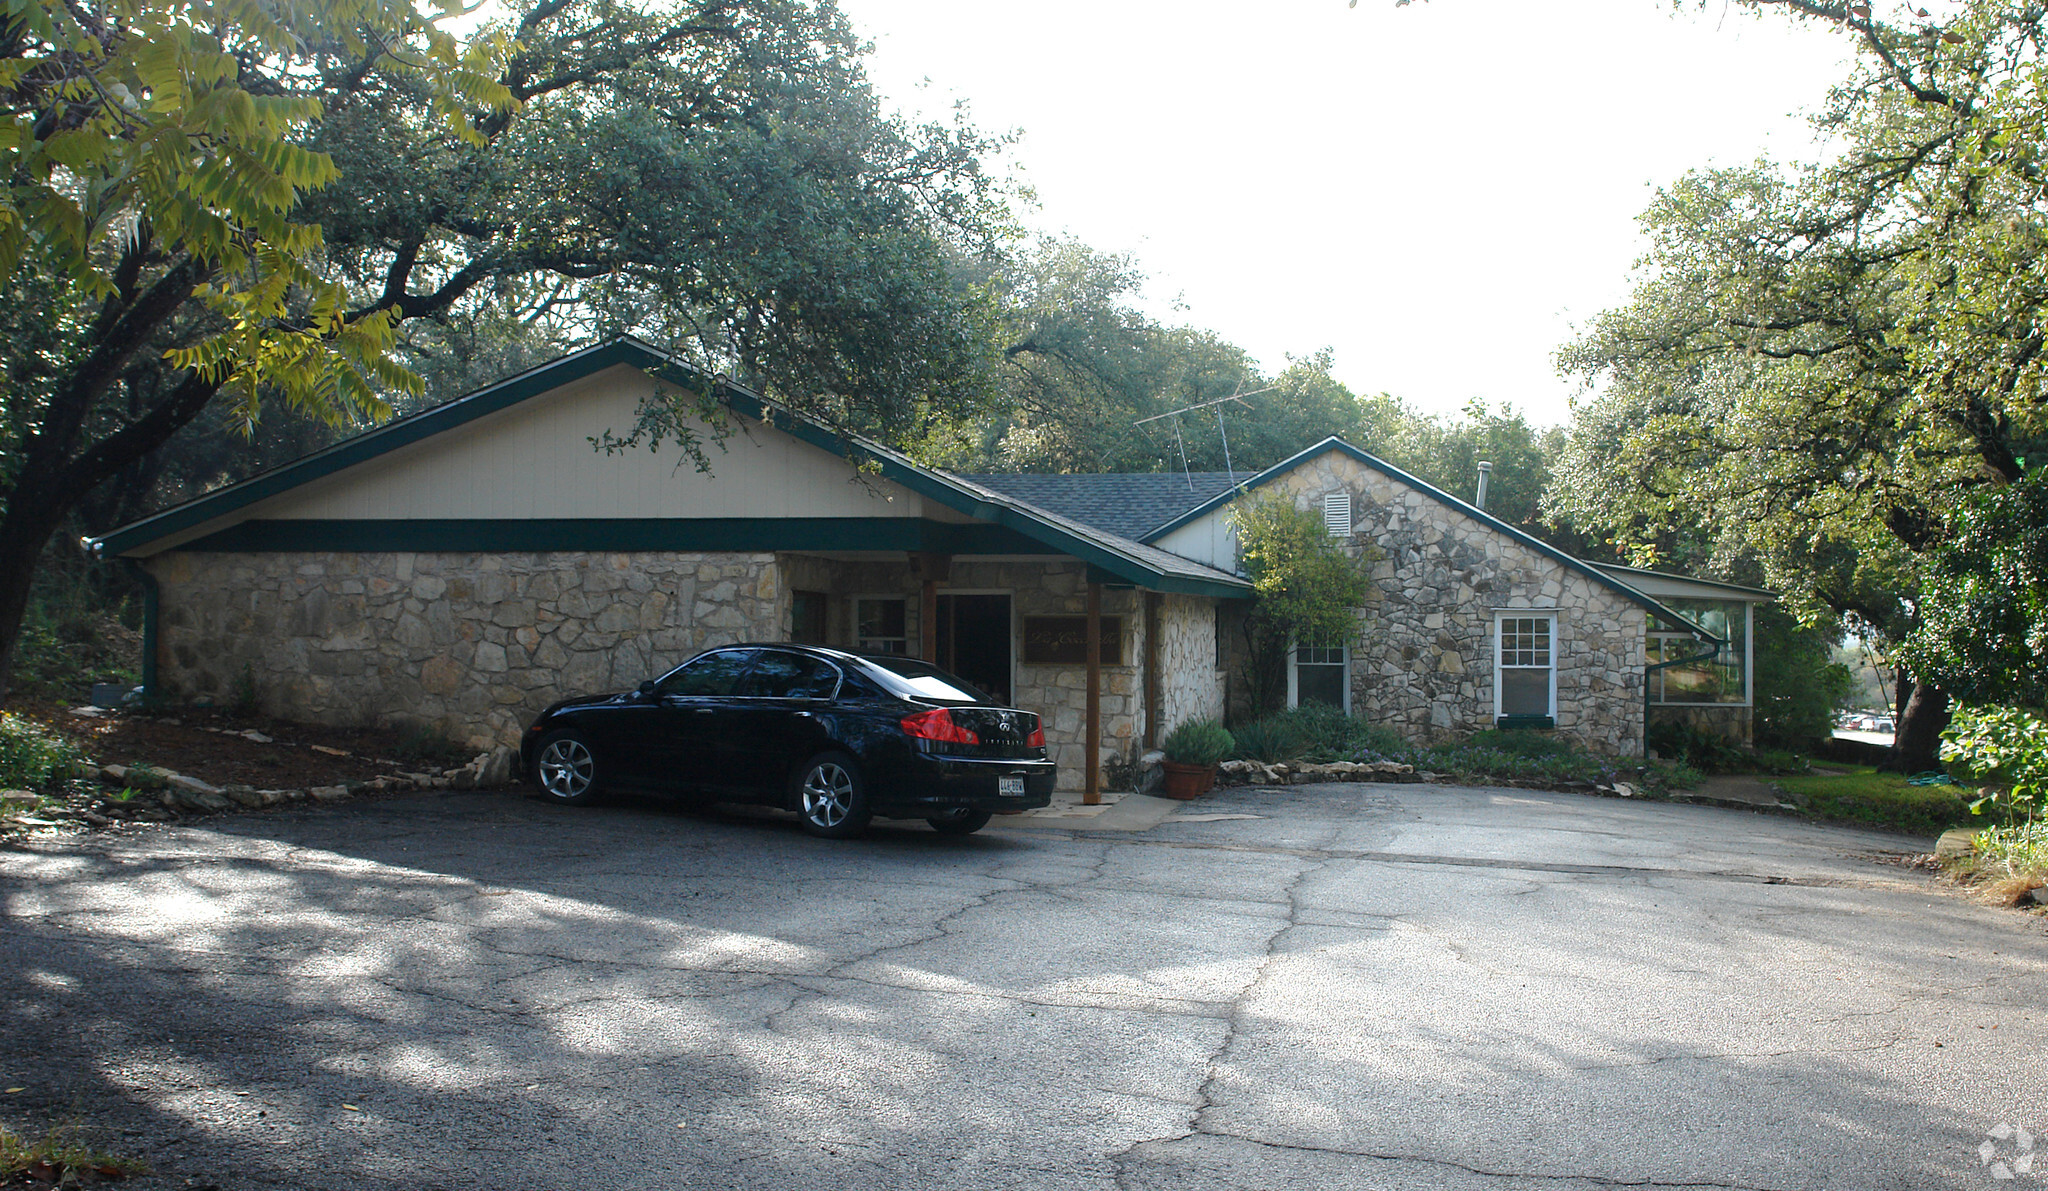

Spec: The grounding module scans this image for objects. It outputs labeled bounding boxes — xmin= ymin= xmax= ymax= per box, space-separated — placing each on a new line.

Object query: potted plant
xmin=1159 ymin=719 xmax=1235 ymax=800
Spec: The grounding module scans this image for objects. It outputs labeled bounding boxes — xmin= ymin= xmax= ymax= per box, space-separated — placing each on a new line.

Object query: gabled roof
xmin=1142 ymin=436 xmax=1724 ymax=641
xmin=1589 ymin=564 xmax=1775 ymax=602
xmin=86 ymin=338 xmax=1250 ymax=598
xmin=959 ymin=472 xmax=1240 ymax=541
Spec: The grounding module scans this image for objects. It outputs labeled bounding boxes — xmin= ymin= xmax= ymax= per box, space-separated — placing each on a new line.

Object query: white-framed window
xmin=1494 ymin=613 xmax=1556 ymax=721
xmin=854 ymin=596 xmax=908 ymax=655
xmin=1289 ymin=642 xmax=1349 ymax=711
xmin=1322 ymin=490 xmax=1352 ymax=538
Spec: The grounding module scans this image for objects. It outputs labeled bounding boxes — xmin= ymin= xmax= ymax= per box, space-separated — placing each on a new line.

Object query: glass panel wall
xmin=1648 ymin=598 xmax=1748 ymax=705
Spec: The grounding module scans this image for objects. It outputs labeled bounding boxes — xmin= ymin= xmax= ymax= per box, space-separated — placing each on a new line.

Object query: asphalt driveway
xmin=2 ymin=782 xmax=2043 ymax=1190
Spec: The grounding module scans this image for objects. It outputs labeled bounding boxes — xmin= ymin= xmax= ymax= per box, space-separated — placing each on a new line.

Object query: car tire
xmin=793 ymin=752 xmax=871 ymax=838
xmin=926 ymin=808 xmax=992 ymax=836
xmin=533 ymin=731 xmax=603 ymax=805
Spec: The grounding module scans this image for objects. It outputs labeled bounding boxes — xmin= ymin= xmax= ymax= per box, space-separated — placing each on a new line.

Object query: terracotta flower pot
xmin=1158 ymin=760 xmax=1216 ymax=800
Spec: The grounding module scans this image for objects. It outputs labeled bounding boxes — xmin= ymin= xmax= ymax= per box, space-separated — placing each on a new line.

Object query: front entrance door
xmin=935 ymin=593 xmax=1013 ymax=705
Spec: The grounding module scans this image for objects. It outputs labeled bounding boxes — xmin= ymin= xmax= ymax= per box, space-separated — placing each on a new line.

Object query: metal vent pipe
xmin=1476 ymin=461 xmax=1493 ymax=511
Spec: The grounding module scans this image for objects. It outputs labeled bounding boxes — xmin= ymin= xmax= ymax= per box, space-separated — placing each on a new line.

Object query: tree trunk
xmin=0 ymin=504 xmax=68 ymax=704
xmin=1887 ymin=674 xmax=1951 ymax=773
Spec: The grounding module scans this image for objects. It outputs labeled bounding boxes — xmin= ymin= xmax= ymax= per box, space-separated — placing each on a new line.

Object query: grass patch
xmin=1775 ymin=766 xmax=1988 ymax=837
xmin=0 ymin=1122 xmax=147 ymax=1183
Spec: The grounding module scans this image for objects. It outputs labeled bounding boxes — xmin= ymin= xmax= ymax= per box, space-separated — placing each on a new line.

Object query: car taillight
xmin=1027 ymin=721 xmax=1045 ymax=748
xmin=901 ymin=708 xmax=978 ymax=745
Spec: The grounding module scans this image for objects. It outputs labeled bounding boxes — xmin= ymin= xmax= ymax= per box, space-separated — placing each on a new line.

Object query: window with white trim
xmin=1322 ymin=490 xmax=1352 ymax=538
xmin=1495 ymin=615 xmax=1555 ymax=720
xmin=854 ymin=597 xmax=908 ymax=655
xmin=1290 ymin=643 xmax=1349 ymax=711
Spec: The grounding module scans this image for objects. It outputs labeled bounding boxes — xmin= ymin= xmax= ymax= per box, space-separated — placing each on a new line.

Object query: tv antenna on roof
xmin=1134 ymin=383 xmax=1276 ymax=490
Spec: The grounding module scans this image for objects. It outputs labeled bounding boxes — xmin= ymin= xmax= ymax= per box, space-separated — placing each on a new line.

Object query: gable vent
xmin=1323 ymin=491 xmax=1352 ymax=538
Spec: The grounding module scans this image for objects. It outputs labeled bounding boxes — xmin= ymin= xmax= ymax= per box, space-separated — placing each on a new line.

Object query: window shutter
xmin=1322 ymin=491 xmax=1352 ymax=538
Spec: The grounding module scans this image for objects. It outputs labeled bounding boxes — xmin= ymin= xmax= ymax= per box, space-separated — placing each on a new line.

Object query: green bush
xmin=1229 ymin=717 xmax=1305 ymax=763
xmin=1162 ymin=719 xmax=1236 ymax=767
xmin=1461 ymin=728 xmax=1577 ymax=759
xmin=0 ymin=713 xmax=87 ymax=790
xmin=1647 ymin=720 xmax=1753 ymax=773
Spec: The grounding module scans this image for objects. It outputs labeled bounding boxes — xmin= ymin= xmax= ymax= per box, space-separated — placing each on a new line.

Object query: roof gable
xmin=87 ymin=339 xmax=1250 ymax=597
xmin=1142 ymin=436 xmax=1722 ymax=639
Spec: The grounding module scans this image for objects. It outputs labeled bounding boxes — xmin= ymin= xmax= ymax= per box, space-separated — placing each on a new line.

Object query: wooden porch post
xmin=1085 ymin=580 xmax=1102 ymax=805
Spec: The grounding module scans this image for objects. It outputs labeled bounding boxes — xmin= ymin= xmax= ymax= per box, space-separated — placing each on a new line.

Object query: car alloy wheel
xmin=537 ymin=734 xmax=598 ymax=803
xmin=795 ymin=753 xmax=870 ymax=838
xmin=801 ymin=761 xmax=856 ymax=826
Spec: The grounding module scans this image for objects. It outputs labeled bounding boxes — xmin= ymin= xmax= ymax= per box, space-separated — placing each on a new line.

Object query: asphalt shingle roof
xmin=957 ymin=472 xmax=1243 ymax=541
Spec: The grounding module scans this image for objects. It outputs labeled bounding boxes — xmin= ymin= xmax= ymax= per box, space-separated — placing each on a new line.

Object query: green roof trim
xmin=174 ymin=518 xmax=1061 ymax=556
xmin=1139 ymin=436 xmax=1722 ymax=641
xmin=87 ymin=337 xmax=1252 ymax=599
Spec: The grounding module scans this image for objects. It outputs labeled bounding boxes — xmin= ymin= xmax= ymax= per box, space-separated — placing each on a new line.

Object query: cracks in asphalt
xmin=1095 ymin=837 xmax=1928 ymax=892
xmin=1130 ymin=1130 xmax=1808 ymax=1190
xmin=1107 ymin=849 xmax=1332 ymax=1185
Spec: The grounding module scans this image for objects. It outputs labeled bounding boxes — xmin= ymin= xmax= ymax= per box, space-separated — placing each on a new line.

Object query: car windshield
xmin=859 ymin=657 xmax=990 ymax=704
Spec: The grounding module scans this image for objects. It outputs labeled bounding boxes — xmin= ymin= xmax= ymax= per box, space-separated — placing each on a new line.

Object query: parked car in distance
xmin=520 ymin=643 xmax=1056 ymax=837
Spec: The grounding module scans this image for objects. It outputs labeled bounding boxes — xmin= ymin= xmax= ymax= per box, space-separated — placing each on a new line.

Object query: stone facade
xmin=148 ymin=548 xmax=1209 ymax=790
xmin=1255 ymin=454 xmax=1648 ymax=756
xmin=1158 ymin=593 xmax=1225 ymax=736
xmin=149 ymin=550 xmax=785 ymax=750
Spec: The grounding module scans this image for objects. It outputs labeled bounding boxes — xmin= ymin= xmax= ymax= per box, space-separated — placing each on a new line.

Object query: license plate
xmin=999 ymin=776 xmax=1025 ymax=796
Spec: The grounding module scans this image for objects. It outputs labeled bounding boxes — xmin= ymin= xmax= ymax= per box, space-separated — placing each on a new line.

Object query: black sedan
xmin=519 ymin=643 xmax=1056 ymax=837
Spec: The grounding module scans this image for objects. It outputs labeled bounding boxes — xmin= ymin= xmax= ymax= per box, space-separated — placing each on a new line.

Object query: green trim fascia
xmin=123 ymin=559 xmax=158 ymax=699
xmin=1140 ymin=436 xmax=1718 ymax=638
xmin=88 ymin=339 xmax=685 ymax=558
xmin=176 ymin=518 xmax=1055 ymax=556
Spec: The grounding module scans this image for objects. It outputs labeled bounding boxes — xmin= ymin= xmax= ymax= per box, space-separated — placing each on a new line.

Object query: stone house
xmin=89 ymin=339 xmax=1767 ymax=792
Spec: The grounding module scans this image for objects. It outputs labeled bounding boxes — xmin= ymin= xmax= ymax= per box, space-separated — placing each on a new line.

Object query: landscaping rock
xmin=222 ymin=785 xmax=266 ymax=809
xmin=167 ymin=772 xmax=222 ymax=797
xmin=1935 ymin=828 xmax=1978 ymax=860
xmin=478 ymin=747 xmax=517 ymax=788
xmin=0 ymin=790 xmax=39 ymax=810
xmin=309 ymin=785 xmax=351 ymax=802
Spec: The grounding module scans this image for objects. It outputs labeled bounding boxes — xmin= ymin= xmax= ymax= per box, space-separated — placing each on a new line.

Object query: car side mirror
xmin=637 ymin=680 xmax=657 ymax=700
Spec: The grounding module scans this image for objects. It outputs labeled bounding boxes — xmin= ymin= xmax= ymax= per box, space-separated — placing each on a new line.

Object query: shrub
xmin=1162 ymin=719 xmax=1236 ymax=767
xmin=1230 ymin=717 xmax=1305 ymax=763
xmin=1647 ymin=720 xmax=1753 ymax=773
xmin=1462 ymin=728 xmax=1576 ymax=759
xmin=0 ymin=713 xmax=87 ymax=790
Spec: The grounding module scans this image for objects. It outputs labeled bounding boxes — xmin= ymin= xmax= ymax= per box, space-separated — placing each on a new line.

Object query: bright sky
xmin=838 ymin=0 xmax=1854 ymax=426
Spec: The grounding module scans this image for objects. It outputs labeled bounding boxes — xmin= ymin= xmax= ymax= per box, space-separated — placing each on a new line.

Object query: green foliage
xmin=1227 ymin=717 xmax=1306 ymax=764
xmin=1161 ymin=719 xmax=1235 ymax=768
xmin=1550 ymin=0 xmax=2048 ymax=769
xmin=1648 ymin=720 xmax=1753 ymax=773
xmin=1899 ymin=469 xmax=2048 ymax=711
xmin=1228 ymin=494 xmax=1376 ymax=715
xmin=0 ymin=712 xmax=86 ymax=789
xmin=1965 ymin=821 xmax=2048 ymax=882
xmin=1940 ymin=704 xmax=2048 ymax=823
xmin=1751 ymin=604 xmax=1853 ymax=749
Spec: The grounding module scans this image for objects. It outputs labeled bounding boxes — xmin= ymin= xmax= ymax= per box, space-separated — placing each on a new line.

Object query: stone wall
xmin=148 ymin=550 xmax=782 ymax=749
xmin=1158 ymin=593 xmax=1225 ymax=736
xmin=150 ymin=547 xmax=1168 ymax=789
xmin=1264 ymin=456 xmax=1649 ymax=756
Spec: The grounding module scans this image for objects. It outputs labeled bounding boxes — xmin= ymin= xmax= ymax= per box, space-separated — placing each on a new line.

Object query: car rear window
xmin=858 ymin=657 xmax=989 ymax=704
